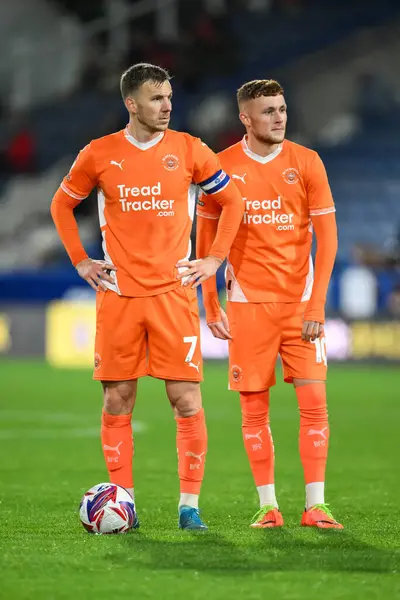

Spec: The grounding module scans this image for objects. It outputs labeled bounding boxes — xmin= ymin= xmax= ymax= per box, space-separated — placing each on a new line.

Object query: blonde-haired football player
xmin=195 ymin=79 xmax=342 ymax=529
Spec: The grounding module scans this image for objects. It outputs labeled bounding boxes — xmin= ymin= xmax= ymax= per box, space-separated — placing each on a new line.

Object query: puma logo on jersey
xmin=110 ymin=159 xmax=125 ymax=170
xmin=232 ymin=173 xmax=247 ymax=184
xmin=188 ymin=361 xmax=200 ymax=373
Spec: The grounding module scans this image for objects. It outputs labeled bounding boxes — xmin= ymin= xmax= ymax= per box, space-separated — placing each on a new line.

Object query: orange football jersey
xmin=196 ymin=137 xmax=335 ymax=303
xmin=58 ymin=128 xmax=230 ymax=297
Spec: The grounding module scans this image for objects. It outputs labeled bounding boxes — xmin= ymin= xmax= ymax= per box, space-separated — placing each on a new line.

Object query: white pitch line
xmin=0 ymin=410 xmax=94 ymax=424
xmin=0 ymin=420 xmax=147 ymax=440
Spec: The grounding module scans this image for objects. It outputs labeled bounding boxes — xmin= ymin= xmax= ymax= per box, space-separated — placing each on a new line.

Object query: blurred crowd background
xmin=1 ymin=0 xmax=400 ymax=363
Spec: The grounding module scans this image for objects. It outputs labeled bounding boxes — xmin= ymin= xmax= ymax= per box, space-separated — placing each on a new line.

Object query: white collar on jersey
xmin=241 ymin=135 xmax=283 ymax=164
xmin=124 ymin=127 xmax=164 ymax=150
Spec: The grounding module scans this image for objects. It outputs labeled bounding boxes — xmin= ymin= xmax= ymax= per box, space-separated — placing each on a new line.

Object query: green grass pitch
xmin=0 ymin=360 xmax=399 ymax=599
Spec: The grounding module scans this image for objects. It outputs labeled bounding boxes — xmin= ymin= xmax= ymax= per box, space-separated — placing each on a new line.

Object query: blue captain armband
xmin=199 ymin=169 xmax=230 ymax=195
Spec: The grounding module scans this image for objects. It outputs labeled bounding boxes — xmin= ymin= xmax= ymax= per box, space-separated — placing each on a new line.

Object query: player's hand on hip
xmin=76 ymin=258 xmax=117 ymax=292
xmin=208 ymin=307 xmax=232 ymax=340
xmin=302 ymin=320 xmax=324 ymax=342
xmin=176 ymin=255 xmax=223 ymax=289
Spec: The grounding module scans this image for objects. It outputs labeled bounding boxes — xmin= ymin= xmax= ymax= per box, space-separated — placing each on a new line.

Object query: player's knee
xmin=102 ymin=381 xmax=136 ymax=415
xmin=175 ymin=397 xmax=202 ymax=418
xmin=242 ymin=411 xmax=267 ymax=428
xmin=300 ymin=405 xmax=328 ymax=423
xmin=240 ymin=390 xmax=269 ymax=427
xmin=173 ymin=390 xmax=202 ymax=418
xmin=295 ymin=380 xmax=328 ymax=423
xmin=166 ymin=381 xmax=202 ymax=418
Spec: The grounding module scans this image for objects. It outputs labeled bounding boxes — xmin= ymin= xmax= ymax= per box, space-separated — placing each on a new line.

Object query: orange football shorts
xmin=94 ymin=285 xmax=202 ymax=382
xmin=227 ymin=301 xmax=327 ymax=391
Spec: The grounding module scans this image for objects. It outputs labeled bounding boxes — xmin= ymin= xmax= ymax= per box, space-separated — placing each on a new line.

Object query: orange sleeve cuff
xmin=196 ymin=211 xmax=222 ymax=322
xmin=206 ymin=180 xmax=244 ymax=261
xmin=50 ymin=188 xmax=89 ymax=267
xmin=304 ymin=212 xmax=338 ymax=323
xmin=201 ymin=278 xmax=221 ymax=323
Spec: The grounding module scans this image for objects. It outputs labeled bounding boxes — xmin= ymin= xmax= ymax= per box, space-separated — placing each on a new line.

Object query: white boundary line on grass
xmin=0 ymin=411 xmax=147 ymax=439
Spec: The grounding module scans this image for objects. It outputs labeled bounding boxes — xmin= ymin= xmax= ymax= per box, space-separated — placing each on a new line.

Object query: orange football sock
xmin=296 ymin=383 xmax=329 ymax=485
xmin=240 ymin=391 xmax=275 ymax=488
xmin=176 ymin=408 xmax=207 ymax=496
xmin=101 ymin=409 xmax=133 ymax=490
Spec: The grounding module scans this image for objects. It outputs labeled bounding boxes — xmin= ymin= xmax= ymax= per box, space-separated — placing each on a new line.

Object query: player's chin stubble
xmin=154 ymin=115 xmax=170 ymax=131
xmin=255 ymin=131 xmax=285 ymax=145
xmin=137 ymin=113 xmax=169 ymax=133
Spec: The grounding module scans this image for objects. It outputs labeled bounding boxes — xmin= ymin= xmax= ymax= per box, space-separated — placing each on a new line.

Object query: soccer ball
xmin=79 ymin=483 xmax=136 ymax=534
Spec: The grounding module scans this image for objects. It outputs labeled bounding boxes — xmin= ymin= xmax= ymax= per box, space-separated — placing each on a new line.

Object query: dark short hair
xmin=120 ymin=63 xmax=170 ymax=99
xmin=237 ymin=79 xmax=284 ymax=106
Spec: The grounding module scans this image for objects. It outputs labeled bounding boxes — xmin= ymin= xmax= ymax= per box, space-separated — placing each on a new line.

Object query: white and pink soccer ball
xmin=79 ymin=483 xmax=136 ymax=534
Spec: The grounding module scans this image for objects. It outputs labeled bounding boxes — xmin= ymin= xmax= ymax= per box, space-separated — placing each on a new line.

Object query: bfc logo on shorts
xmin=231 ymin=364 xmax=243 ymax=382
xmin=117 ymin=183 xmax=175 ymax=217
xmin=94 ymin=353 xmax=102 ymax=370
xmin=243 ymin=196 xmax=295 ymax=231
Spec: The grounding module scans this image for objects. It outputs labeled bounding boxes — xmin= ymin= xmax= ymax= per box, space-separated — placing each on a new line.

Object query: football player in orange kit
xmin=190 ymin=79 xmax=343 ymax=529
xmin=50 ymin=63 xmax=244 ymax=530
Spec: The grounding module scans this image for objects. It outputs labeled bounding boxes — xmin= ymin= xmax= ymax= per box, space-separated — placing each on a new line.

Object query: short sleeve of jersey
xmin=61 ymin=143 xmax=97 ymax=201
xmin=306 ymin=152 xmax=336 ymax=217
xmin=191 ymin=137 xmax=230 ymax=195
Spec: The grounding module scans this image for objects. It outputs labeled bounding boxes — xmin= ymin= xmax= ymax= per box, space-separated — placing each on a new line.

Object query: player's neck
xmin=246 ymin=134 xmax=282 ymax=158
xmin=126 ymin=120 xmax=164 ymax=144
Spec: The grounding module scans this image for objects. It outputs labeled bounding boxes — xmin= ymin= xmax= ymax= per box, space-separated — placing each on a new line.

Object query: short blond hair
xmin=237 ymin=79 xmax=284 ymax=107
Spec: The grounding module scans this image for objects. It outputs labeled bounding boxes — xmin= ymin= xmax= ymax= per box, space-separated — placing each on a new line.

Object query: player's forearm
xmin=207 ymin=180 xmax=244 ymax=261
xmin=196 ymin=215 xmax=221 ymax=322
xmin=305 ymin=212 xmax=338 ymax=323
xmin=50 ymin=188 xmax=89 ymax=267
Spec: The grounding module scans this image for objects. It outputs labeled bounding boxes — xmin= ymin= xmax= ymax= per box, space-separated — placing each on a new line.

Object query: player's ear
xmin=239 ymin=111 xmax=250 ymax=128
xmin=125 ymin=96 xmax=137 ymax=114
